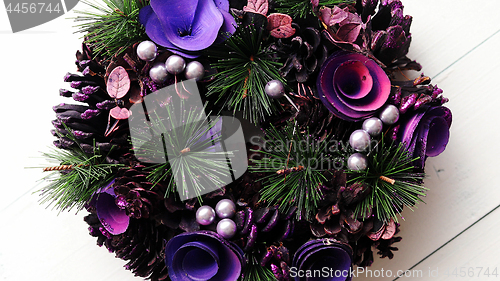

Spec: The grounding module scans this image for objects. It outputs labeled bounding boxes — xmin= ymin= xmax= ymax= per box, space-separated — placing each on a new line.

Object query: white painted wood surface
xmin=1 ymin=1 xmax=499 ymax=280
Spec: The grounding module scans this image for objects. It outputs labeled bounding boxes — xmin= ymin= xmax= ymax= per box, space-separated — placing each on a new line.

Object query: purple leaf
xmin=320 ymin=6 xmax=348 ymax=26
xmin=243 ymin=0 xmax=268 ymax=16
xmin=110 ymin=107 xmax=131 ymax=120
xmin=267 ymin=13 xmax=296 ymax=39
xmin=311 ymin=0 xmax=319 ymax=10
xmin=107 ymin=66 xmax=130 ymax=99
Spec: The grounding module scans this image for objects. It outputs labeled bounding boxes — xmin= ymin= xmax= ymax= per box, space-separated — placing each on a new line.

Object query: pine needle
xmin=37 ymin=126 xmax=123 ymax=213
xmin=73 ymin=0 xmax=149 ymax=57
xmin=206 ymin=23 xmax=285 ymax=124
xmin=130 ymin=98 xmax=233 ymax=201
xmin=347 ymin=137 xmax=427 ymax=223
xmin=250 ymin=123 xmax=340 ymax=220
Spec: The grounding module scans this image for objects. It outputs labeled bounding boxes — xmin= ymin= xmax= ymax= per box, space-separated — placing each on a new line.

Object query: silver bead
xmin=265 ymin=80 xmax=285 ymax=99
xmin=184 ymin=61 xmax=205 ymax=81
xmin=165 ymin=55 xmax=186 ymax=75
xmin=215 ymin=199 xmax=236 ymax=219
xmin=379 ymin=104 xmax=399 ymax=125
xmin=149 ymin=62 xmax=169 ymax=84
xmin=136 ymin=41 xmax=157 ymax=61
xmin=347 ymin=153 xmax=368 ymax=171
xmin=196 ymin=205 xmax=216 ymax=226
xmin=349 ymin=129 xmax=371 ymax=152
xmin=362 ymin=117 xmax=383 ymax=136
xmin=216 ymin=218 xmax=237 ymax=239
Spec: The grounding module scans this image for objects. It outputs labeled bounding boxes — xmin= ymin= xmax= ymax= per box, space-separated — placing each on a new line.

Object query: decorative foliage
xmin=207 ymin=23 xmax=286 ymax=124
xmin=107 ymin=66 xmax=131 ymax=120
xmin=347 ymin=137 xmax=427 ymax=223
xmin=243 ymin=0 xmax=269 ymax=16
xmin=266 ymin=13 xmax=296 ymax=39
xmin=130 ymin=97 xmax=233 ymax=201
xmin=250 ymin=123 xmax=341 ymax=220
xmin=74 ymin=0 xmax=149 ymax=57
xmin=38 ymin=126 xmax=122 ymax=212
xmin=106 ymin=66 xmax=130 ymax=99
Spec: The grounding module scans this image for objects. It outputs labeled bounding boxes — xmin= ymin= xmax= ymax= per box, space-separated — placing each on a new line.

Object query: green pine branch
xmin=73 ymin=0 xmax=149 ymax=57
xmin=37 ymin=126 xmax=123 ymax=212
xmin=347 ymin=137 xmax=427 ymax=223
xmin=130 ymin=98 xmax=233 ymax=201
xmin=250 ymin=123 xmax=341 ymax=220
xmin=206 ymin=23 xmax=286 ymax=124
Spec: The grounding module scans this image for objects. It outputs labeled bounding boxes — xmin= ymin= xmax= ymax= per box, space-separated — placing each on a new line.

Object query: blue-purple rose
xmin=165 ymin=231 xmax=244 ymax=281
xmin=317 ymin=52 xmax=391 ymax=121
xmin=399 ymin=106 xmax=452 ymax=169
xmin=292 ymin=239 xmax=353 ymax=281
xmin=139 ymin=0 xmax=236 ymax=58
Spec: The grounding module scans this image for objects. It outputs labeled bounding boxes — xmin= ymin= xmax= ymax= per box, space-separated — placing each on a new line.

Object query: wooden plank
xmin=396 ymin=206 xmax=500 ymax=280
xmin=356 ymin=26 xmax=500 ymax=281
xmin=403 ymin=0 xmax=500 ymax=79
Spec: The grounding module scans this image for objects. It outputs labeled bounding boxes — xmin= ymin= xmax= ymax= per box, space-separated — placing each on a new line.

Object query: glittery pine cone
xmin=386 ymin=74 xmax=449 ymax=139
xmin=357 ymin=0 xmax=418 ymax=69
xmin=52 ymin=43 xmax=129 ymax=158
xmin=310 ymin=171 xmax=372 ymax=238
xmin=234 ymin=206 xmax=296 ymax=252
xmin=84 ymin=212 xmax=171 ymax=281
xmin=271 ymin=23 xmax=328 ymax=83
xmin=113 ymin=165 xmax=163 ymax=219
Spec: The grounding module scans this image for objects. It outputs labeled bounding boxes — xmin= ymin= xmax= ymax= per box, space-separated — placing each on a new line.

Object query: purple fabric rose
xmin=165 ymin=231 xmax=245 ymax=281
xmin=398 ymin=106 xmax=452 ymax=169
xmin=94 ymin=180 xmax=130 ymax=235
xmin=139 ymin=0 xmax=236 ymax=58
xmin=292 ymin=239 xmax=353 ymax=281
xmin=317 ymin=52 xmax=391 ymax=121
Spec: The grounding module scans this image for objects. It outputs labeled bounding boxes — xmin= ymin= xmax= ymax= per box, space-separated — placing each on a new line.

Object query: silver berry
xmin=184 ymin=61 xmax=205 ymax=81
xmin=136 ymin=41 xmax=157 ymax=61
xmin=216 ymin=218 xmax=237 ymax=239
xmin=362 ymin=117 xmax=383 ymax=136
xmin=149 ymin=62 xmax=169 ymax=84
xmin=195 ymin=205 xmax=216 ymax=226
xmin=215 ymin=199 xmax=236 ymax=219
xmin=265 ymin=80 xmax=285 ymax=99
xmin=379 ymin=104 xmax=400 ymax=125
xmin=165 ymin=55 xmax=186 ymax=75
xmin=349 ymin=129 xmax=371 ymax=152
xmin=347 ymin=153 xmax=368 ymax=171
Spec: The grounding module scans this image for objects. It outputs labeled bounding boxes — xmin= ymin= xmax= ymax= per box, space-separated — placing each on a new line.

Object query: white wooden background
xmin=1 ymin=0 xmax=499 ymax=280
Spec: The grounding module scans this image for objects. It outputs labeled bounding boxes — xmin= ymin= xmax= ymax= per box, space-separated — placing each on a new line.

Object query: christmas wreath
xmin=39 ymin=0 xmax=452 ymax=280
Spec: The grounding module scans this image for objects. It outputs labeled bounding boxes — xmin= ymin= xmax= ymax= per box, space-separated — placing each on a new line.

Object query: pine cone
xmin=271 ymin=23 xmax=328 ymax=83
xmin=113 ymin=165 xmax=163 ymax=219
xmin=260 ymin=244 xmax=292 ymax=281
xmin=386 ymin=75 xmax=449 ymax=139
xmin=367 ymin=0 xmax=416 ymax=69
xmin=84 ymin=212 xmax=171 ymax=281
xmin=52 ymin=43 xmax=129 ymax=159
xmin=234 ymin=206 xmax=296 ymax=252
xmin=311 ymin=178 xmax=372 ymax=238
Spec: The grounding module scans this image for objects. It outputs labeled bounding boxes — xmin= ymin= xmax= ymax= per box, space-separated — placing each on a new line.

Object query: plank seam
xmin=392 ymin=203 xmax=500 ymax=281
